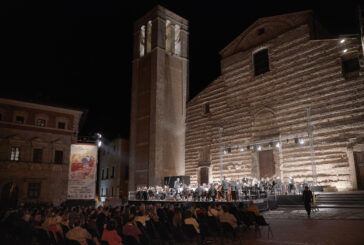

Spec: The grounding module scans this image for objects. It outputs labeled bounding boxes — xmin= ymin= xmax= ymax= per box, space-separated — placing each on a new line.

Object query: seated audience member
xmin=101 ymin=219 xmax=122 ymax=245
xmin=66 ymin=218 xmax=92 ymax=245
xmin=207 ymin=204 xmax=218 ymax=217
xmin=122 ymin=215 xmax=142 ymax=243
xmin=219 ymin=206 xmax=237 ymax=229
xmin=134 ymin=209 xmax=150 ymax=227
xmin=247 ymin=200 xmax=260 ymax=216
xmin=184 ymin=210 xmax=200 ymax=234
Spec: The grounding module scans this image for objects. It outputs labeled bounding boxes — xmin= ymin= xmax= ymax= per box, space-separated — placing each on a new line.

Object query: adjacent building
xmin=99 ymin=138 xmax=129 ymax=202
xmin=0 ymin=98 xmax=84 ymax=206
xmin=185 ymin=10 xmax=364 ymax=191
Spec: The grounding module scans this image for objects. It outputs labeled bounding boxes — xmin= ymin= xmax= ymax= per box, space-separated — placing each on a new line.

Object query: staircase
xmin=315 ymin=192 xmax=364 ymax=208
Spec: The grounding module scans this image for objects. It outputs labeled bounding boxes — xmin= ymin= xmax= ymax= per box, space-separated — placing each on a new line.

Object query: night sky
xmin=2 ymin=0 xmax=361 ymax=141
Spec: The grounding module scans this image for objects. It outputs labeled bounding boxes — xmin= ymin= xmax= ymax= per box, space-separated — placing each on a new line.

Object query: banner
xmin=67 ymin=144 xmax=97 ymax=199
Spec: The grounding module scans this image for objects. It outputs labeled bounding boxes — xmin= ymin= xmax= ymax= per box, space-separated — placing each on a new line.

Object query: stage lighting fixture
xmin=299 ymin=138 xmax=305 ymax=145
xmin=257 ymin=145 xmax=262 ymax=151
xmin=276 ymin=142 xmax=281 ymax=148
xmin=224 ymin=149 xmax=228 ymax=155
xmin=340 ymin=39 xmax=345 ymax=44
xmin=268 ymin=142 xmax=273 ymax=147
xmin=97 ymin=140 xmax=102 ymax=148
xmin=239 ymin=146 xmax=244 ymax=152
xmin=343 ymin=49 xmax=348 ymax=53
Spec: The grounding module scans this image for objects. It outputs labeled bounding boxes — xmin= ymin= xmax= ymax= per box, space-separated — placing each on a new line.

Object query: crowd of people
xmin=134 ymin=176 xmax=310 ymax=202
xmin=0 ymin=200 xmax=267 ymax=245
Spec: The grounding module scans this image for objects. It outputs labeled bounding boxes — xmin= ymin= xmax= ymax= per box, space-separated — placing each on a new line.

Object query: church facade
xmin=185 ymin=11 xmax=364 ymax=191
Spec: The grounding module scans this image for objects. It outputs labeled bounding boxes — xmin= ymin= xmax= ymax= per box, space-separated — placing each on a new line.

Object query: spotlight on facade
xmin=224 ymin=149 xmax=228 ymax=155
xmin=97 ymin=133 xmax=102 ymax=139
xmin=299 ymin=138 xmax=305 ymax=145
xmin=239 ymin=146 xmax=244 ymax=152
xmin=257 ymin=145 xmax=262 ymax=151
xmin=340 ymin=39 xmax=345 ymax=44
xmin=97 ymin=140 xmax=102 ymax=148
xmin=275 ymin=142 xmax=281 ymax=148
xmin=343 ymin=49 xmax=348 ymax=53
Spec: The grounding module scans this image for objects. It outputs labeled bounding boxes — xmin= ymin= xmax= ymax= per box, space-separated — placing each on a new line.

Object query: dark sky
xmin=2 ymin=0 xmax=361 ymax=140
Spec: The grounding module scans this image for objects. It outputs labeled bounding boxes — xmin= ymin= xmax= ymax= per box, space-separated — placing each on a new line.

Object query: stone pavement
xmin=206 ymin=207 xmax=364 ymax=245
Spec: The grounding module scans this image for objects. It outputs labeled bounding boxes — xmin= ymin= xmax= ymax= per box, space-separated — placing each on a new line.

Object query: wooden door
xmin=259 ymin=150 xmax=275 ymax=178
xmin=199 ymin=167 xmax=209 ymax=185
xmin=354 ymin=152 xmax=364 ymax=189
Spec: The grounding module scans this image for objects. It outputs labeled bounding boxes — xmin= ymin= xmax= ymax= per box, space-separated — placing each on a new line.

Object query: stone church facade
xmin=0 ymin=98 xmax=84 ymax=205
xmin=185 ymin=11 xmax=364 ymax=191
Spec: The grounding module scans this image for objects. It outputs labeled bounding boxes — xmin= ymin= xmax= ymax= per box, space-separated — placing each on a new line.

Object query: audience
xmin=65 ymin=218 xmax=92 ymax=245
xmin=101 ymin=219 xmax=123 ymax=245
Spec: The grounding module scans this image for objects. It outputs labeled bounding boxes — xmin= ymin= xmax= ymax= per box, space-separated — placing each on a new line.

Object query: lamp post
xmin=218 ymin=127 xmax=223 ymax=182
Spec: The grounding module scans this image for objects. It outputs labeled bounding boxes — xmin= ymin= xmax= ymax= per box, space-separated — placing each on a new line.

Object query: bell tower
xmin=129 ymin=6 xmax=188 ymax=191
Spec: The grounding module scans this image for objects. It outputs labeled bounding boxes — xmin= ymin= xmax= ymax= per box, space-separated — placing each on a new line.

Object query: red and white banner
xmin=67 ymin=144 xmax=97 ymax=199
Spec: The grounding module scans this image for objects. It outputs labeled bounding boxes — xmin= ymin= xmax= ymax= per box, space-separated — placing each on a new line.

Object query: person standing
xmin=302 ymin=186 xmax=313 ymax=217
xmin=222 ymin=177 xmax=230 ymax=201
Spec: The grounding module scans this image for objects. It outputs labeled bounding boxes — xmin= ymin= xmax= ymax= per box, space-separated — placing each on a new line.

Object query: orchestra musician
xmin=230 ymin=179 xmax=238 ymax=201
xmin=222 ymin=177 xmax=230 ymax=201
xmin=207 ymin=183 xmax=217 ymax=202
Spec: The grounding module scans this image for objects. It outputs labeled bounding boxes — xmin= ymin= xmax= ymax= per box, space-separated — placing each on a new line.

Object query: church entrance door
xmin=259 ymin=150 xmax=275 ymax=178
xmin=199 ymin=167 xmax=209 ymax=185
xmin=354 ymin=152 xmax=364 ymax=189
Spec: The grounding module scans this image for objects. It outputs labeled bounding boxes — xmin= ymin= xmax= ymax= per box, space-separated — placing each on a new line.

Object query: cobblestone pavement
xmin=202 ymin=208 xmax=364 ymax=245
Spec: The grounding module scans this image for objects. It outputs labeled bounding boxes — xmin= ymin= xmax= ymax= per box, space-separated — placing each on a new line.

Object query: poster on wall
xmin=67 ymin=143 xmax=97 ymax=199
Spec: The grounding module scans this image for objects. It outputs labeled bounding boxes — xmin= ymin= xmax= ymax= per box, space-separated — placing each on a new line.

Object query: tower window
xmin=58 ymin=122 xmax=66 ymax=129
xmin=146 ymin=20 xmax=152 ymax=53
xmin=139 ymin=25 xmax=145 ymax=57
xmin=174 ymin=24 xmax=181 ymax=56
xmin=0 ymin=113 xmax=2 ymax=121
xmin=166 ymin=20 xmax=172 ymax=53
xmin=254 ymin=49 xmax=270 ymax=76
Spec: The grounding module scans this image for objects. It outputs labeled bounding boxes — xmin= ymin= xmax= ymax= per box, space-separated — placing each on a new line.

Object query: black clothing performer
xmin=302 ymin=187 xmax=313 ymax=216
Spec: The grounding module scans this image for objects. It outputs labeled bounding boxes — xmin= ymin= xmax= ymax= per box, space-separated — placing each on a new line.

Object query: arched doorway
xmin=1 ymin=182 xmax=19 ymax=209
xmin=199 ymin=167 xmax=209 ymax=185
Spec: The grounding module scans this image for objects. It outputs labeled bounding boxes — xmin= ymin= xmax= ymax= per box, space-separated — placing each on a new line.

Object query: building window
xmin=102 ymin=169 xmax=105 ymax=180
xmin=58 ymin=122 xmax=66 ymax=129
xmin=33 ymin=149 xmax=43 ymax=163
xmin=28 ymin=183 xmax=41 ymax=198
xmin=36 ymin=119 xmax=46 ymax=127
xmin=54 ymin=151 xmax=63 ymax=164
xmin=174 ymin=24 xmax=181 ymax=56
xmin=166 ymin=20 xmax=172 ymax=53
xmin=139 ymin=25 xmax=145 ymax=57
xmin=0 ymin=113 xmax=2 ymax=121
xmin=254 ymin=49 xmax=270 ymax=76
xmin=111 ymin=187 xmax=114 ymax=197
xmin=106 ymin=168 xmax=109 ymax=179
xmin=111 ymin=166 xmax=115 ymax=178
xmin=204 ymin=103 xmax=210 ymax=114
xmin=10 ymin=147 xmax=20 ymax=161
xmin=146 ymin=20 xmax=152 ymax=53
xmin=101 ymin=188 xmax=103 ymax=196
xmin=15 ymin=116 xmax=24 ymax=124
xmin=106 ymin=188 xmax=108 ymax=196
xmin=342 ymin=57 xmax=360 ymax=78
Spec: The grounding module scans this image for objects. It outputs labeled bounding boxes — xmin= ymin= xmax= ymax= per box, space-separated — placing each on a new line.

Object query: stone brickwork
xmin=0 ymin=98 xmax=83 ymax=205
xmin=186 ymin=11 xmax=364 ymax=191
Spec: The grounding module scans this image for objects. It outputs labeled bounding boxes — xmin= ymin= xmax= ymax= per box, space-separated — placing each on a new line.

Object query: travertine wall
xmin=186 ymin=12 xmax=364 ymax=191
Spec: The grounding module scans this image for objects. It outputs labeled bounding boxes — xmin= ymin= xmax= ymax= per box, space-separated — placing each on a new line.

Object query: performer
xmin=194 ymin=185 xmax=203 ymax=201
xmin=174 ymin=178 xmax=181 ymax=192
xmin=222 ymin=177 xmax=230 ymax=201
xmin=207 ymin=184 xmax=216 ymax=202
xmin=230 ymin=179 xmax=238 ymax=201
xmin=302 ymin=186 xmax=313 ymax=217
